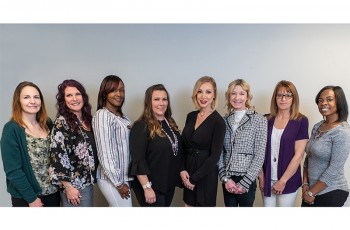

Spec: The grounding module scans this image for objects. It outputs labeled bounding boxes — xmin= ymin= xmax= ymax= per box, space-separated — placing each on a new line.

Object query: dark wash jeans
xmin=222 ymin=175 xmax=257 ymax=207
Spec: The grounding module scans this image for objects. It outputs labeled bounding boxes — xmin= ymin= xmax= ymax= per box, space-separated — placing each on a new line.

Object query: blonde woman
xmin=180 ymin=76 xmax=225 ymax=207
xmin=218 ymin=79 xmax=267 ymax=207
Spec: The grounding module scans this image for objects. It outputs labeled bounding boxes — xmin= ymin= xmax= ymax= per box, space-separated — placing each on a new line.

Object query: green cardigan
xmin=1 ymin=120 xmax=46 ymax=203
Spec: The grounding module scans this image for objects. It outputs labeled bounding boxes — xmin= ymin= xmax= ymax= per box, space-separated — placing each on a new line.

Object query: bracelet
xmin=63 ymin=183 xmax=72 ymax=190
xmin=301 ymin=182 xmax=309 ymax=188
xmin=116 ymin=183 xmax=124 ymax=190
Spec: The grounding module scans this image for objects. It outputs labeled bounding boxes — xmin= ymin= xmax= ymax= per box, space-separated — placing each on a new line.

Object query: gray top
xmin=305 ymin=121 xmax=350 ymax=195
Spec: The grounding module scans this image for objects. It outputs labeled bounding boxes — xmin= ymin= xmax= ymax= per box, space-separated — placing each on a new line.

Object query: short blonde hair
xmin=191 ymin=76 xmax=218 ymax=110
xmin=225 ymin=79 xmax=254 ymax=114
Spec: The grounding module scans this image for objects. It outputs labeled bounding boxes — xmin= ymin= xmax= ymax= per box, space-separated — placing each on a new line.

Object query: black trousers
xmin=301 ymin=189 xmax=349 ymax=207
xmin=11 ymin=191 xmax=61 ymax=207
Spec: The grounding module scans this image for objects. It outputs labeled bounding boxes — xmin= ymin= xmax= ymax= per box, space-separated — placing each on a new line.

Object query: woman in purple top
xmin=259 ymin=80 xmax=309 ymax=207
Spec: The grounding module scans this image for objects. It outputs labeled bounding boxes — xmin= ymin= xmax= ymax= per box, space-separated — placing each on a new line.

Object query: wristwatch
xmin=142 ymin=181 xmax=152 ymax=189
xmin=222 ymin=177 xmax=229 ymax=184
xmin=307 ymin=190 xmax=316 ymax=198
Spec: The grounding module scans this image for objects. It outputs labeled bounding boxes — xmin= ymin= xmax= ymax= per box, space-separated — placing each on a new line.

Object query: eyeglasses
xmin=276 ymin=93 xmax=293 ymax=100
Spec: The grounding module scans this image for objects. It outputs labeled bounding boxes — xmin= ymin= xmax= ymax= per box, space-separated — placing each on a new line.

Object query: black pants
xmin=11 ymin=191 xmax=61 ymax=207
xmin=301 ymin=189 xmax=349 ymax=207
xmin=222 ymin=176 xmax=257 ymax=207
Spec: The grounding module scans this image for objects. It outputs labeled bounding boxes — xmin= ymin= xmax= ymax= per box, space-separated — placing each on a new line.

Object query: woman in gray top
xmin=302 ymin=85 xmax=350 ymax=207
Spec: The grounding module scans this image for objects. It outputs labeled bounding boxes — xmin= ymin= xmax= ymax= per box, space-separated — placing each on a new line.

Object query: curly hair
xmin=56 ymin=79 xmax=92 ymax=131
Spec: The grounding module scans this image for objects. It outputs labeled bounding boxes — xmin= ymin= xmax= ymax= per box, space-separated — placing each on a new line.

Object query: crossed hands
xmin=225 ymin=179 xmax=246 ymax=194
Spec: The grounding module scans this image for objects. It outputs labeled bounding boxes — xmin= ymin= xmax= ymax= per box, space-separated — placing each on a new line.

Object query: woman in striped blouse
xmin=92 ymin=75 xmax=133 ymax=207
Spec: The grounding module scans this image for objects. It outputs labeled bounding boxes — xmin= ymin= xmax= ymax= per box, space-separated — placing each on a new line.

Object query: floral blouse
xmin=26 ymin=133 xmax=58 ymax=195
xmin=49 ymin=115 xmax=96 ymax=190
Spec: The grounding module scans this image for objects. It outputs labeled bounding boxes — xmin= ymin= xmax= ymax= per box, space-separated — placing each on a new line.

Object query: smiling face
xmin=64 ymin=86 xmax=84 ymax=115
xmin=317 ymin=89 xmax=338 ymax=118
xmin=229 ymin=85 xmax=247 ymax=111
xmin=151 ymin=90 xmax=168 ymax=120
xmin=106 ymin=81 xmax=125 ymax=109
xmin=276 ymin=87 xmax=293 ymax=112
xmin=20 ymin=86 xmax=41 ymax=115
xmin=196 ymin=81 xmax=215 ymax=110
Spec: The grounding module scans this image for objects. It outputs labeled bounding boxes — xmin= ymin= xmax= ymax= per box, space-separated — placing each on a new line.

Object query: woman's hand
xmin=29 ymin=197 xmax=43 ymax=207
xmin=117 ymin=183 xmax=131 ymax=199
xmin=65 ymin=186 xmax=81 ymax=206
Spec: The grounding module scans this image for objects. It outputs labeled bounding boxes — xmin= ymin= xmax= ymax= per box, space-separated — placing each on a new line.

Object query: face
xmin=151 ymin=90 xmax=168 ymax=120
xmin=229 ymin=85 xmax=247 ymax=111
xmin=196 ymin=82 xmax=215 ymax=110
xmin=276 ymin=87 xmax=293 ymax=112
xmin=20 ymin=86 xmax=41 ymax=115
xmin=106 ymin=81 xmax=125 ymax=108
xmin=317 ymin=89 xmax=337 ymax=117
xmin=64 ymin=86 xmax=84 ymax=115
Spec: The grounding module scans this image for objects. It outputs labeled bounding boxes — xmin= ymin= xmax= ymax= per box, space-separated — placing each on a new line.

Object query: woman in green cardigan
xmin=0 ymin=81 xmax=60 ymax=207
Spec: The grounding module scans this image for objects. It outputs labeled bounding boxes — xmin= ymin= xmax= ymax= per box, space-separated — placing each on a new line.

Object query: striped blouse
xmin=92 ymin=108 xmax=133 ymax=187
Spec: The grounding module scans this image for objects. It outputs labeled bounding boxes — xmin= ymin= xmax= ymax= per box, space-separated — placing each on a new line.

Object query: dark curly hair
xmin=56 ymin=79 xmax=92 ymax=131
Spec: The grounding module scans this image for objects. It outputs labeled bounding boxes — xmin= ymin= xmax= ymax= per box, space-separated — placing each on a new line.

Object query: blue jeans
xmin=60 ymin=184 xmax=94 ymax=207
xmin=222 ymin=176 xmax=257 ymax=207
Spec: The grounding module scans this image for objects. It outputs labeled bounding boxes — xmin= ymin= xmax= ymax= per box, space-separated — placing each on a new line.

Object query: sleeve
xmin=49 ymin=117 xmax=73 ymax=184
xmin=239 ymin=115 xmax=268 ymax=191
xmin=217 ymin=117 xmax=228 ymax=179
xmin=296 ymin=116 xmax=309 ymax=140
xmin=190 ymin=115 xmax=226 ymax=184
xmin=0 ymin=123 xmax=38 ymax=203
xmin=129 ymin=120 xmax=151 ymax=176
xmin=319 ymin=125 xmax=350 ymax=185
xmin=92 ymin=111 xmax=121 ymax=187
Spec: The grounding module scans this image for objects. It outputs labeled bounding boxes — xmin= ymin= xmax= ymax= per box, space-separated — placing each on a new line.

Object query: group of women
xmin=1 ymin=75 xmax=349 ymax=207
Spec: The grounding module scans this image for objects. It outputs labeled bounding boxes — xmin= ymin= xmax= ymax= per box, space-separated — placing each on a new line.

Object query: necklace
xmin=161 ymin=118 xmax=179 ymax=156
xmin=315 ymin=127 xmax=328 ymax=140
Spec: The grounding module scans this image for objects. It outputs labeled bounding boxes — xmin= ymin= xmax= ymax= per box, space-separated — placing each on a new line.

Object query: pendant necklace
xmin=161 ymin=118 xmax=179 ymax=156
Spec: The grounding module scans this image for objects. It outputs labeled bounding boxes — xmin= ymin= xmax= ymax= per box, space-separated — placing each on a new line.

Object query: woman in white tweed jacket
xmin=218 ymin=79 xmax=267 ymax=207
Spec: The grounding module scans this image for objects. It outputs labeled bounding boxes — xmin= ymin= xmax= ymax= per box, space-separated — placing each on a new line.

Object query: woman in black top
xmin=129 ymin=84 xmax=182 ymax=207
xmin=181 ymin=76 xmax=226 ymax=207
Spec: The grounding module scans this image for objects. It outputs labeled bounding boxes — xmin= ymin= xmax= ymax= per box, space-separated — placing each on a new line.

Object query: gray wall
xmin=1 ymin=24 xmax=350 ymax=207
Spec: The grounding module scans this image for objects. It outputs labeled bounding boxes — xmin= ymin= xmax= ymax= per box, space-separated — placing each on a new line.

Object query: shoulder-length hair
xmin=138 ymin=84 xmax=179 ymax=139
xmin=315 ymin=85 xmax=348 ymax=122
xmin=225 ymin=79 xmax=254 ymax=114
xmin=269 ymin=80 xmax=304 ymax=120
xmin=97 ymin=75 xmax=124 ymax=116
xmin=192 ymin=76 xmax=218 ymax=110
xmin=56 ymin=79 xmax=92 ymax=130
xmin=11 ymin=81 xmax=48 ymax=130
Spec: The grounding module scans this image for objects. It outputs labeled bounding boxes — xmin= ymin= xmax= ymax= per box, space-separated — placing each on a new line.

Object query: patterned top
xmin=305 ymin=120 xmax=350 ymax=195
xmin=92 ymin=108 xmax=133 ymax=187
xmin=218 ymin=109 xmax=267 ymax=191
xmin=26 ymin=133 xmax=58 ymax=195
xmin=49 ymin=115 xmax=96 ymax=190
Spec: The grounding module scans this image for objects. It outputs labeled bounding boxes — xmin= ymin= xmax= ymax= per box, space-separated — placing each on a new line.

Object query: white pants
xmin=97 ymin=178 xmax=132 ymax=207
xmin=263 ymin=181 xmax=298 ymax=207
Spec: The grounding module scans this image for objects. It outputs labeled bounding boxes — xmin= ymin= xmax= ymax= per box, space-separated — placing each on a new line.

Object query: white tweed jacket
xmin=218 ymin=109 xmax=267 ymax=191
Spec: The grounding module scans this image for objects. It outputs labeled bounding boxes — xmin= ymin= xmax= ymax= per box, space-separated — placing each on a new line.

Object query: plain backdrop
xmin=1 ymin=24 xmax=350 ymax=208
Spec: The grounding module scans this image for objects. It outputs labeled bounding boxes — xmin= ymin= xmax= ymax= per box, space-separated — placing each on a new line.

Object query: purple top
xmin=263 ymin=116 xmax=309 ymax=196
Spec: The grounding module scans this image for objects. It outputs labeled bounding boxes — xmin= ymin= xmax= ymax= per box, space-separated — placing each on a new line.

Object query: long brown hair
xmin=11 ymin=81 xmax=48 ymax=130
xmin=138 ymin=84 xmax=179 ymax=139
xmin=269 ymin=80 xmax=304 ymax=120
xmin=97 ymin=75 xmax=124 ymax=116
